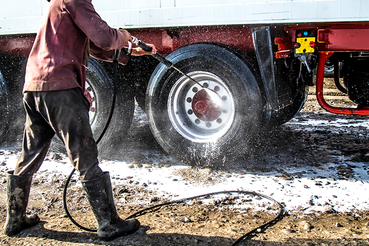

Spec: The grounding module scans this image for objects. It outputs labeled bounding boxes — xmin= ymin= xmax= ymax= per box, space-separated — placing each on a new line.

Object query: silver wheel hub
xmin=84 ymin=81 xmax=97 ymax=124
xmin=168 ymin=71 xmax=235 ymax=143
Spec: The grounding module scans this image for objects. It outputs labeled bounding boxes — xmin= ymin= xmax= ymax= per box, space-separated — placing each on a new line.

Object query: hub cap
xmin=84 ymin=80 xmax=97 ymax=124
xmin=168 ymin=71 xmax=235 ymax=142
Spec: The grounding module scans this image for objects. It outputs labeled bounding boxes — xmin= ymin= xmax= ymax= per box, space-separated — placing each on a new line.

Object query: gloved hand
xmin=118 ymin=28 xmax=157 ymax=56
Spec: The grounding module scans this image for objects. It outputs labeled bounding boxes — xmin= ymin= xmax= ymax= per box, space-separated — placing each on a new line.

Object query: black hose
xmin=62 ymin=168 xmax=95 ymax=232
xmin=126 ymin=190 xmax=284 ymax=245
xmin=64 ymin=167 xmax=284 ymax=244
xmin=63 ymin=50 xmax=121 ymax=232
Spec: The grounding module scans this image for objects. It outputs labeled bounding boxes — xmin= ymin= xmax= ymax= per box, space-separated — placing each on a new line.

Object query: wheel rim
xmin=168 ymin=71 xmax=235 ymax=143
xmin=84 ymin=80 xmax=97 ymax=125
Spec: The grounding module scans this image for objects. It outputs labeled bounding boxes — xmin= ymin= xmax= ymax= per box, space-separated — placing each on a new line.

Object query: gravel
xmin=0 ymin=81 xmax=368 ymax=245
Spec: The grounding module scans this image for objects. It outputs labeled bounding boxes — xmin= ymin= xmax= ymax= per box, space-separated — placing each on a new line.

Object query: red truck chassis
xmin=276 ymin=23 xmax=369 ymax=116
xmin=1 ymin=23 xmax=368 ymax=115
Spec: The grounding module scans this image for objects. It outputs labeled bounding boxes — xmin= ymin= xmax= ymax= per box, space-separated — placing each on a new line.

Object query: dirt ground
xmin=0 ymin=78 xmax=369 ymax=246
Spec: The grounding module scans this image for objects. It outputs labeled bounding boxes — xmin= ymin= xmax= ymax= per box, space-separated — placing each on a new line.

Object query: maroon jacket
xmin=24 ymin=0 xmax=130 ymax=92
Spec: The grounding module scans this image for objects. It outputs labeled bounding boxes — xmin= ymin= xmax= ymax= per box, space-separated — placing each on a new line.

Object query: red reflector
xmin=310 ymin=41 xmax=316 ymax=48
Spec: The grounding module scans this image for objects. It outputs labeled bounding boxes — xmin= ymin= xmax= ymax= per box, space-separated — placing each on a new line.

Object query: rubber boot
xmin=81 ymin=172 xmax=140 ymax=241
xmin=4 ymin=171 xmax=40 ymax=236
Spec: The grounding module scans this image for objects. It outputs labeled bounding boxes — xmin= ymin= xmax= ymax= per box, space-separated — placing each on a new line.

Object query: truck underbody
xmin=1 ymin=20 xmax=369 ymax=166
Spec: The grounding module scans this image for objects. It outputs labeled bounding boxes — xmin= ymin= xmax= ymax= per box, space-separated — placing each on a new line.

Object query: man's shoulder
xmin=64 ymin=0 xmax=92 ymax=6
xmin=62 ymin=0 xmax=94 ymax=13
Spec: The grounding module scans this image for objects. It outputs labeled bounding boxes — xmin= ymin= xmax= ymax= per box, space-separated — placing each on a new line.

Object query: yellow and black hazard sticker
xmin=295 ymin=37 xmax=316 ymax=54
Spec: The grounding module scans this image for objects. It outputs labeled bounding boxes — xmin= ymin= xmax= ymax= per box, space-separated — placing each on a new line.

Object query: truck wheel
xmin=324 ymin=58 xmax=335 ymax=78
xmin=146 ymin=44 xmax=263 ymax=167
xmin=52 ymin=57 xmax=134 ymax=156
xmin=343 ymin=58 xmax=369 ymax=106
xmin=0 ymin=71 xmax=9 ymax=141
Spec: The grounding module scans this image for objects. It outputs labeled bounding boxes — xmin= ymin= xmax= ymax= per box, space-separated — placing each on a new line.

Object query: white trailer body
xmin=1 ymin=0 xmax=368 ymax=35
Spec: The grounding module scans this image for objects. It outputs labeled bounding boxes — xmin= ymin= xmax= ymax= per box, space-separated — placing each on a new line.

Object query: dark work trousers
xmin=14 ymin=88 xmax=103 ymax=180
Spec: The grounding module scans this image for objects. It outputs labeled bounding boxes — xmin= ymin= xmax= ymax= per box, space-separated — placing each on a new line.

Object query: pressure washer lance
xmin=131 ymin=36 xmax=225 ymax=109
xmin=131 ymin=36 xmax=204 ymax=88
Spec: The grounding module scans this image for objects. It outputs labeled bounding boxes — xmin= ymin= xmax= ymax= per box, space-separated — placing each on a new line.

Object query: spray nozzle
xmin=131 ymin=36 xmax=226 ymax=109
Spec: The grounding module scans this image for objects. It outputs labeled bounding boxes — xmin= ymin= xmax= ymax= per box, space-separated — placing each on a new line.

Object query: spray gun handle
xmin=131 ymin=36 xmax=173 ymax=67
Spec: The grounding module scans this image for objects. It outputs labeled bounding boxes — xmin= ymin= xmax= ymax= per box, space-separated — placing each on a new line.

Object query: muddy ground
xmin=0 ymin=78 xmax=369 ymax=245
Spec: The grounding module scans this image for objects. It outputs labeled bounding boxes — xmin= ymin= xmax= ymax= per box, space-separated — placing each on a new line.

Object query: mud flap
xmin=252 ymin=26 xmax=279 ymax=113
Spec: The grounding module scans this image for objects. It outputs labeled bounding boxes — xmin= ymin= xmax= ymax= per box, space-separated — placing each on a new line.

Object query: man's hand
xmin=118 ymin=28 xmax=132 ymax=44
xmin=117 ymin=28 xmax=156 ymax=56
xmin=131 ymin=44 xmax=157 ymax=56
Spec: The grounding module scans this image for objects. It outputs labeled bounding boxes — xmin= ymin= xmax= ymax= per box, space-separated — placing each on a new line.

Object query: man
xmin=4 ymin=0 xmax=156 ymax=241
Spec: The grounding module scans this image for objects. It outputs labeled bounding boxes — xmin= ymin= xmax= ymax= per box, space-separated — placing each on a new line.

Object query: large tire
xmin=146 ymin=44 xmax=263 ymax=167
xmin=52 ymin=57 xmax=135 ymax=157
xmin=0 ymin=55 xmax=28 ymax=145
xmin=343 ymin=57 xmax=369 ymax=106
xmin=324 ymin=58 xmax=335 ymax=78
xmin=0 ymin=70 xmax=9 ymax=141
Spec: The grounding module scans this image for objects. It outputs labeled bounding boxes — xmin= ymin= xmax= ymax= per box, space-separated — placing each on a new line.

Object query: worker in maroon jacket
xmin=4 ymin=0 xmax=156 ymax=241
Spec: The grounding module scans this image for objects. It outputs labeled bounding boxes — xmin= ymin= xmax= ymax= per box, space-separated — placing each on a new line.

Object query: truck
xmin=1 ymin=0 xmax=369 ymax=166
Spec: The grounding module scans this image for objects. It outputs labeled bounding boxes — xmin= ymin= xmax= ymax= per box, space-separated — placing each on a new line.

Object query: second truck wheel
xmin=52 ymin=57 xmax=135 ymax=157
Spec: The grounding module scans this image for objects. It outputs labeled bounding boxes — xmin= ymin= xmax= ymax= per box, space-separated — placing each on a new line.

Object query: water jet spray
xmin=131 ymin=36 xmax=225 ymax=110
